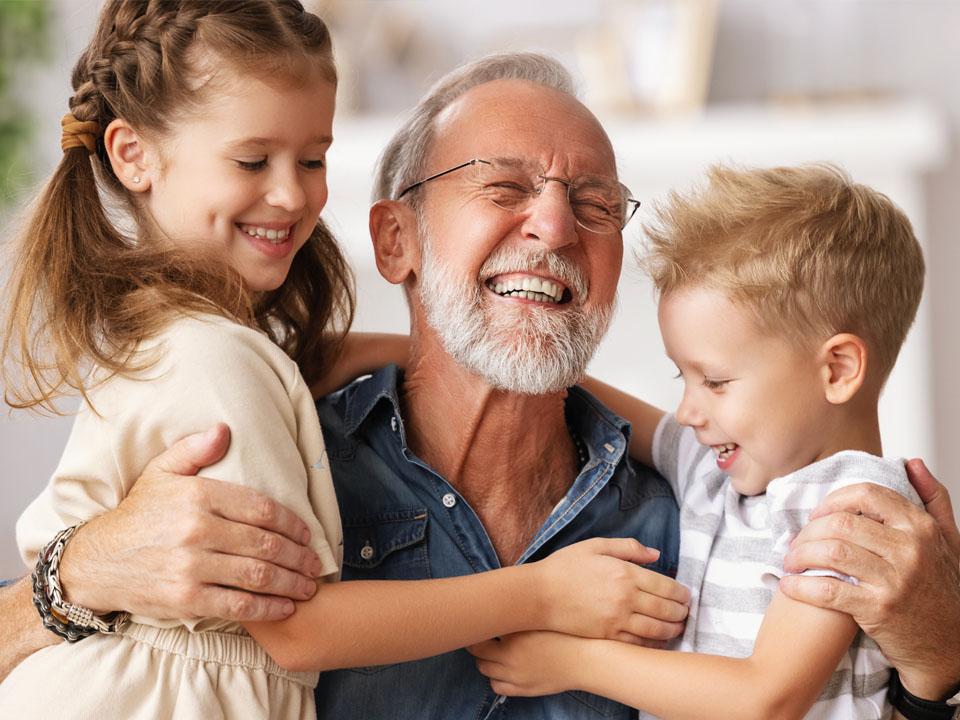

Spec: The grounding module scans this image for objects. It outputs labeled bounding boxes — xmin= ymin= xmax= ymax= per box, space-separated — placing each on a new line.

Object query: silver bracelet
xmin=32 ymin=522 xmax=129 ymax=642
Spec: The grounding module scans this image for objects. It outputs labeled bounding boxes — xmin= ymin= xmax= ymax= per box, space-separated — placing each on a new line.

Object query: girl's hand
xmin=470 ymin=631 xmax=585 ymax=697
xmin=534 ymin=537 xmax=689 ymax=643
xmin=311 ymin=332 xmax=409 ymax=399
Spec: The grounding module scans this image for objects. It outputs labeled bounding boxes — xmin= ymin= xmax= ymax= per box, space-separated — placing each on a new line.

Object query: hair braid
xmin=3 ymin=0 xmax=351 ymax=412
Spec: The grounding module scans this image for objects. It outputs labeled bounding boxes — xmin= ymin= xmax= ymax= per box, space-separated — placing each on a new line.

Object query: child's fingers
xmin=630 ymin=589 xmax=689 ymax=623
xmin=631 ymin=566 xmax=691 ymax=604
xmin=467 ymin=639 xmax=502 ymax=660
xmin=623 ymin=613 xmax=685 ymax=642
xmin=591 ymin=537 xmax=661 ymax=565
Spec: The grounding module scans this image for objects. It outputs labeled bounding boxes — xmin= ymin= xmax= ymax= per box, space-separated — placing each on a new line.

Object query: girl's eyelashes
xmin=237 ymin=158 xmax=267 ymax=171
xmin=235 ymin=158 xmax=326 ymax=172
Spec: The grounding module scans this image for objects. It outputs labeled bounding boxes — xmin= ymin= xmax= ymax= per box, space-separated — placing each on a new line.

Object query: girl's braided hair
xmin=3 ymin=0 xmax=354 ymax=412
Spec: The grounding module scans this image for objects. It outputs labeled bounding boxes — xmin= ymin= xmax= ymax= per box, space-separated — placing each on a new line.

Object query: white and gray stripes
xmin=649 ymin=414 xmax=921 ymax=720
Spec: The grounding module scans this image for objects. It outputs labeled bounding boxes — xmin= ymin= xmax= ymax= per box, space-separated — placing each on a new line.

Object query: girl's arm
xmin=473 ymin=589 xmax=858 ymax=720
xmin=310 ymin=332 xmax=409 ymax=399
xmin=245 ymin=537 xmax=690 ymax=672
xmin=579 ymin=377 xmax=665 ymax=467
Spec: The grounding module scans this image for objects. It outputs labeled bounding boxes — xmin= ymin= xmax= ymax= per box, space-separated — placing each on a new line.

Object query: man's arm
xmin=781 ymin=459 xmax=960 ymax=701
xmin=0 ymin=577 xmax=57 ymax=682
xmin=0 ymin=424 xmax=321 ymax=675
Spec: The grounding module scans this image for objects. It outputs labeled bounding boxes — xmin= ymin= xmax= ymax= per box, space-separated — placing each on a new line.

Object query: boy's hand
xmin=536 ymin=537 xmax=688 ymax=643
xmin=781 ymin=459 xmax=960 ymax=700
xmin=470 ymin=631 xmax=585 ymax=697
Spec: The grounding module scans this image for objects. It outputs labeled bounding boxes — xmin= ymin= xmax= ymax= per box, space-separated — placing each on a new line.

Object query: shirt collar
xmin=342 ymin=364 xmax=405 ymax=438
xmin=341 ymin=365 xmax=631 ymax=463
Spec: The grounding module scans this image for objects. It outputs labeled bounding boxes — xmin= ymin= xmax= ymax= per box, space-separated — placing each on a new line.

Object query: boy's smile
xmin=658 ymin=285 xmax=835 ymax=496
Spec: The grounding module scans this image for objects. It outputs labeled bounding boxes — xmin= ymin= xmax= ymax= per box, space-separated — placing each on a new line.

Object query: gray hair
xmin=373 ymin=52 xmax=577 ymax=203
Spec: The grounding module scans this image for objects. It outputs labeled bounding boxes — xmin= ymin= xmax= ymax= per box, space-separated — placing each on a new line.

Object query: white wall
xmin=2 ymin=0 xmax=959 ymax=578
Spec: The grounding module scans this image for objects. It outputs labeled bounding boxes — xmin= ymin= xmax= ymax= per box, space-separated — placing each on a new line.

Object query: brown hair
xmin=642 ymin=163 xmax=924 ymax=381
xmin=3 ymin=0 xmax=354 ymax=412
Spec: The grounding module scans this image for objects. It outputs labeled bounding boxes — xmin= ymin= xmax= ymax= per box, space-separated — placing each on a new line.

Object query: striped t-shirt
xmin=649 ymin=414 xmax=921 ymax=720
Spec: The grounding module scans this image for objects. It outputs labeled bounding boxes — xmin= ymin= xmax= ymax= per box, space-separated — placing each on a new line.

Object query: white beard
xmin=417 ymin=235 xmax=615 ymax=395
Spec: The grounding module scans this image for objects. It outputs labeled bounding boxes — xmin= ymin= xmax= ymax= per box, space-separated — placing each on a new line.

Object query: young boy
xmin=470 ymin=164 xmax=925 ymax=719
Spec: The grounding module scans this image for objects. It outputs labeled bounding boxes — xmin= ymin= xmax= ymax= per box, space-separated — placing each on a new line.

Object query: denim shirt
xmin=314 ymin=366 xmax=680 ymax=720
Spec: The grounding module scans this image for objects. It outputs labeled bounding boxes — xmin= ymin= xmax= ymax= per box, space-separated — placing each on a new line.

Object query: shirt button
xmin=442 ymin=493 xmax=457 ymax=508
xmin=360 ymin=543 xmax=375 ymax=560
xmin=390 ymin=416 xmax=398 ymax=432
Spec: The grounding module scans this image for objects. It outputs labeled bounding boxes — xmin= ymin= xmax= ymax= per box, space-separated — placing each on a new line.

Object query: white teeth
xmin=486 ymin=276 xmax=568 ymax=304
xmin=240 ymin=224 xmax=291 ymax=244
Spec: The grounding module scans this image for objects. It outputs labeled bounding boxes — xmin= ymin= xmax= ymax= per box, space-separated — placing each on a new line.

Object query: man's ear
xmin=370 ymin=199 xmax=420 ymax=285
xmin=818 ymin=333 xmax=869 ymax=404
xmin=103 ymin=118 xmax=152 ymax=193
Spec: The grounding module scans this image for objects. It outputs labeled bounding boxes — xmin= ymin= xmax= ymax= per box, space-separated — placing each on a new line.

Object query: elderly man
xmin=3 ymin=54 xmax=960 ymax=719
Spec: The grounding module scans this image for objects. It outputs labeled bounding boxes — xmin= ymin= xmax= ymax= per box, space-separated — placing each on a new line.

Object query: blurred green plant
xmin=1 ymin=0 xmax=51 ymax=205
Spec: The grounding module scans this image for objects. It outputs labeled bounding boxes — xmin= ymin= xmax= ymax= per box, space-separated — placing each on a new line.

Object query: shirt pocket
xmin=341 ymin=508 xmax=431 ymax=581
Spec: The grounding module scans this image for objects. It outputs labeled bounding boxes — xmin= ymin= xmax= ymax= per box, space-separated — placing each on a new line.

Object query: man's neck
xmin=400 ymin=339 xmax=580 ymax=565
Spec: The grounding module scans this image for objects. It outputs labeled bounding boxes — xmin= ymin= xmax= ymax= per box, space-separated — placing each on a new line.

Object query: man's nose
xmin=265 ymin=167 xmax=307 ymax=213
xmin=675 ymin=387 xmax=706 ymax=428
xmin=519 ymin=180 xmax=579 ymax=251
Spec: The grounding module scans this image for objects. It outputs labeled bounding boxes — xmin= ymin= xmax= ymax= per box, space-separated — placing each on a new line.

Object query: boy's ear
xmin=369 ymin=200 xmax=421 ymax=286
xmin=103 ymin=118 xmax=152 ymax=192
xmin=818 ymin=333 xmax=869 ymax=404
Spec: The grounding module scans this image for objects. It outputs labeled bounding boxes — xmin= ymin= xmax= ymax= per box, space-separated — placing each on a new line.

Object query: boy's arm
xmin=474 ymin=590 xmax=858 ymax=720
xmin=245 ymin=537 xmax=690 ymax=672
xmin=579 ymin=376 xmax=665 ymax=467
xmin=310 ymin=332 xmax=409 ymax=398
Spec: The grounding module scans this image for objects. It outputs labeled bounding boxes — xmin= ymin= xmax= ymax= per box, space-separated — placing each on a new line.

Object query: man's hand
xmin=780 ymin=459 xmax=960 ymax=700
xmin=61 ymin=424 xmax=325 ymax=622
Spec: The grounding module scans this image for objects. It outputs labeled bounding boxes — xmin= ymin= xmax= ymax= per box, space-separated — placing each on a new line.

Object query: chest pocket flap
xmin=342 ymin=509 xmax=429 ymax=571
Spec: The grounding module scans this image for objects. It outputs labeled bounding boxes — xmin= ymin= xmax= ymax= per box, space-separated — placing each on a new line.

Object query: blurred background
xmin=1 ymin=0 xmax=958 ymax=578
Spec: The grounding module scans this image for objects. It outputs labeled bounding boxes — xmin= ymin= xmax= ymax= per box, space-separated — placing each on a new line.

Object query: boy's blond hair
xmin=643 ymin=163 xmax=924 ymax=382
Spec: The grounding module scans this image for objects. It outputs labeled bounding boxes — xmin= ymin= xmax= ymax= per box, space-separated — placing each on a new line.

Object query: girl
xmin=0 ymin=2 xmax=681 ymax=718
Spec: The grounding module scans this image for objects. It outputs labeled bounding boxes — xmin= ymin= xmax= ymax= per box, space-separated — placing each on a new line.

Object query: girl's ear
xmin=818 ymin=333 xmax=869 ymax=404
xmin=369 ymin=200 xmax=421 ymax=286
xmin=103 ymin=118 xmax=152 ymax=192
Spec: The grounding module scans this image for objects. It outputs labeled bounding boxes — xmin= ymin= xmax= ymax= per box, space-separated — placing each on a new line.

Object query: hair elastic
xmin=60 ymin=113 xmax=100 ymax=154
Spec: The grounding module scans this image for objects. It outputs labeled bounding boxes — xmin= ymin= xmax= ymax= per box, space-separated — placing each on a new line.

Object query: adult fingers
xmin=203 ymin=554 xmax=318 ymax=601
xmin=790 ymin=510 xmax=899 ymax=561
xmin=199 ymin=477 xmax=312 ymax=545
xmin=630 ymin=589 xmax=689 ymax=623
xmin=193 ymin=585 xmax=295 ymax=623
xmin=147 ymin=424 xmax=231 ymax=476
xmin=782 ymin=536 xmax=891 ymax=582
xmin=208 ymin=516 xmax=325 ymax=579
xmin=778 ymin=574 xmax=868 ymax=617
xmin=808 ymin=482 xmax=924 ymax=526
xmin=905 ymin=458 xmax=960 ymax=554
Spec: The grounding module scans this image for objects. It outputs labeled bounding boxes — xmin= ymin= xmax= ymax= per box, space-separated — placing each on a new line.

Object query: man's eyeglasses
xmin=396 ymin=157 xmax=641 ymax=234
